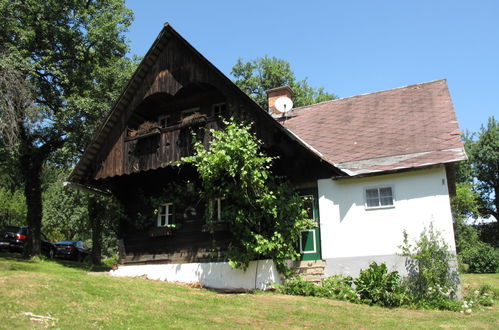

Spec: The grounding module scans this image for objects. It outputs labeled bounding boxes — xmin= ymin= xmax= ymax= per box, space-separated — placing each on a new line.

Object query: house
xmin=69 ymin=24 xmax=466 ymax=289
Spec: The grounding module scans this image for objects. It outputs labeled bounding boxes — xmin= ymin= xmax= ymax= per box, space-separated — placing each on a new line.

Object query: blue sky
xmin=125 ymin=0 xmax=498 ymax=134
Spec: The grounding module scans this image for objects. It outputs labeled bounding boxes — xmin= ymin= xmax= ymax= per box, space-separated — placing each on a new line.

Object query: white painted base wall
xmin=318 ymin=167 xmax=457 ymax=277
xmin=110 ymin=259 xmax=281 ymax=290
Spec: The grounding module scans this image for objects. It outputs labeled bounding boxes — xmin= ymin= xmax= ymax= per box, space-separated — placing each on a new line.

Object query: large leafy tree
xmin=231 ymin=56 xmax=337 ymax=109
xmin=452 ymin=116 xmax=498 ymax=249
xmin=0 ymin=0 xmax=134 ymax=256
xmin=471 ymin=117 xmax=499 ymax=222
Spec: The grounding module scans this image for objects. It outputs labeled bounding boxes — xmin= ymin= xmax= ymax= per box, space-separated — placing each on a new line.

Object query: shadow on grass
xmin=0 ymin=251 xmax=111 ymax=272
xmin=54 ymin=258 xmax=111 ymax=272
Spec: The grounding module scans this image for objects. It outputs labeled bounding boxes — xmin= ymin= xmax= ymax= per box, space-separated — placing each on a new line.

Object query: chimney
xmin=266 ymin=86 xmax=293 ymax=116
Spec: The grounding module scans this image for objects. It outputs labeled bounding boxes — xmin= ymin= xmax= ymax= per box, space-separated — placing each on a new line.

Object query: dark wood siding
xmin=96 ymin=118 xmax=220 ymax=179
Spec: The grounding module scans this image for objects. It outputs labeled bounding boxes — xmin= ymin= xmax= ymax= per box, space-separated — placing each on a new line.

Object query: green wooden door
xmin=299 ymin=189 xmax=321 ymax=261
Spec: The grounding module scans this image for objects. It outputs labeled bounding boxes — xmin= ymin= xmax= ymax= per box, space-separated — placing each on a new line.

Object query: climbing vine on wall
xmin=183 ymin=119 xmax=314 ymax=273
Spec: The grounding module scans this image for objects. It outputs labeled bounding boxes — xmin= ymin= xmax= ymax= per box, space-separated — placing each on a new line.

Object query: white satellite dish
xmin=274 ymin=96 xmax=293 ymax=113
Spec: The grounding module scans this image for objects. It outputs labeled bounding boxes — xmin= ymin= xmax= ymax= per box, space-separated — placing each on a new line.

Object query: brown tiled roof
xmin=281 ymin=79 xmax=466 ymax=175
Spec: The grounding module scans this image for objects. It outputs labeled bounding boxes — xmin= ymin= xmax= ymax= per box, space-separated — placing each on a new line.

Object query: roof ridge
xmin=291 ymin=79 xmax=447 ymax=112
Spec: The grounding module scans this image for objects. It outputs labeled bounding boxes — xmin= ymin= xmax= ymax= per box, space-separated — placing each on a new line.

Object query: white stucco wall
xmin=318 ymin=167 xmax=456 ymax=276
xmin=110 ymin=259 xmax=281 ymax=290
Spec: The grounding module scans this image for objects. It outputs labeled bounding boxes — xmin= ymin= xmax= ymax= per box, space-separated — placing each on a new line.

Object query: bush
xmin=276 ymin=276 xmax=321 ymax=297
xmin=353 ymin=262 xmax=407 ymax=307
xmin=322 ymin=275 xmax=359 ymax=303
xmin=399 ymin=225 xmax=459 ymax=302
xmin=276 ymin=275 xmax=360 ymax=303
xmin=460 ymin=242 xmax=499 ymax=273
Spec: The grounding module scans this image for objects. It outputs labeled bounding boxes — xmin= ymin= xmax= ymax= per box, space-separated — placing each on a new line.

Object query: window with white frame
xmin=365 ymin=186 xmax=394 ymax=209
xmin=158 ymin=114 xmax=171 ymax=128
xmin=208 ymin=197 xmax=224 ymax=222
xmin=211 ymin=103 xmax=226 ymax=117
xmin=157 ymin=203 xmax=174 ymax=227
xmin=180 ymin=107 xmax=200 ymax=119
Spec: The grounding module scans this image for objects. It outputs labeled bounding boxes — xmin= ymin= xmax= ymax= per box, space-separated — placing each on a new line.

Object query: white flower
xmin=465 ymin=309 xmax=472 ymax=314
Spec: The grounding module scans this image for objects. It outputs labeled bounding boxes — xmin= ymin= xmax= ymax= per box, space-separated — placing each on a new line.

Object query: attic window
xmin=158 ymin=115 xmax=171 ymax=128
xmin=212 ymin=103 xmax=226 ymax=117
xmin=365 ymin=186 xmax=394 ymax=209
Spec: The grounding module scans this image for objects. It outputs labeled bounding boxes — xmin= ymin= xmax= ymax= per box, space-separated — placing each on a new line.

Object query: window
xmin=181 ymin=107 xmax=200 ymax=119
xmin=365 ymin=186 xmax=394 ymax=209
xmin=300 ymin=229 xmax=317 ymax=254
xmin=211 ymin=103 xmax=226 ymax=117
xmin=158 ymin=115 xmax=171 ymax=128
xmin=157 ymin=203 xmax=174 ymax=227
xmin=208 ymin=197 xmax=224 ymax=222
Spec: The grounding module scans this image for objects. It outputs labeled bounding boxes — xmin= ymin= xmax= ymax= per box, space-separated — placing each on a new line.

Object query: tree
xmin=42 ymin=167 xmax=123 ymax=262
xmin=0 ymin=0 xmax=134 ymax=256
xmin=231 ymin=56 xmax=337 ymax=109
xmin=0 ymin=187 xmax=26 ymax=228
xmin=471 ymin=117 xmax=499 ymax=223
xmin=184 ymin=119 xmax=315 ymax=273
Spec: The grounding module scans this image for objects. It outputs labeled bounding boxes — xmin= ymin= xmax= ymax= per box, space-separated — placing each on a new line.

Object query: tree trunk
xmin=88 ymin=196 xmax=102 ymax=265
xmin=21 ymin=150 xmax=43 ymax=257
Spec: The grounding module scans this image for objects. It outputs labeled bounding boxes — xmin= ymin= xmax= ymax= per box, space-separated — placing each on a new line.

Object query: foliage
xmin=276 ymin=276 xmax=322 ymax=297
xmin=460 ymin=242 xmax=499 ymax=274
xmin=42 ymin=168 xmax=88 ymax=241
xmin=475 ymin=221 xmax=499 ymax=248
xmin=0 ymin=187 xmax=26 ymax=228
xmin=465 ymin=284 xmax=496 ymax=307
xmin=321 ymin=275 xmax=359 ymax=302
xmin=451 ymin=183 xmax=481 ymax=221
xmin=471 ymin=117 xmax=499 ymax=222
xmin=455 ymin=117 xmax=498 ymax=246
xmin=276 ymin=275 xmax=360 ymax=303
xmin=231 ymin=56 xmax=337 ymax=109
xmin=184 ymin=119 xmax=314 ymax=272
xmin=42 ymin=167 xmax=123 ymax=258
xmin=399 ymin=225 xmax=459 ymax=303
xmin=353 ymin=262 xmax=407 ymax=307
xmin=0 ymin=0 xmax=135 ymax=255
xmin=453 ymin=217 xmax=481 ymax=254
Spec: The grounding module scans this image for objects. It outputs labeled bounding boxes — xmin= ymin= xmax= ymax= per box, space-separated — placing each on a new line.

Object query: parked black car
xmin=54 ymin=241 xmax=90 ymax=262
xmin=0 ymin=225 xmax=55 ymax=258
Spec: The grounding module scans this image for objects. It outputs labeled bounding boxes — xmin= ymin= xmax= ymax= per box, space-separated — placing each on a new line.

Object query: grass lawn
xmin=0 ymin=253 xmax=497 ymax=329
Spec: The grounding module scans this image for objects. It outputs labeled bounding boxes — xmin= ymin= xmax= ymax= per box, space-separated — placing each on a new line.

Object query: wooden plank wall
xmin=95 ymin=119 xmax=219 ymax=179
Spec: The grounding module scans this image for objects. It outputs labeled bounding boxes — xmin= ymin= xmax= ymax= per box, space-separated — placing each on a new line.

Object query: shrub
xmin=322 ymin=275 xmax=359 ymax=303
xmin=276 ymin=275 xmax=360 ymax=303
xmin=460 ymin=242 xmax=499 ymax=273
xmin=353 ymin=262 xmax=406 ymax=307
xmin=399 ymin=224 xmax=459 ymax=302
xmin=469 ymin=284 xmax=496 ymax=307
xmin=276 ymin=276 xmax=321 ymax=297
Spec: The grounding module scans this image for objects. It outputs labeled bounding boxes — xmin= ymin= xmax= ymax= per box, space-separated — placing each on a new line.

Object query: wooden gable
xmin=70 ymin=24 xmax=343 ymax=187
